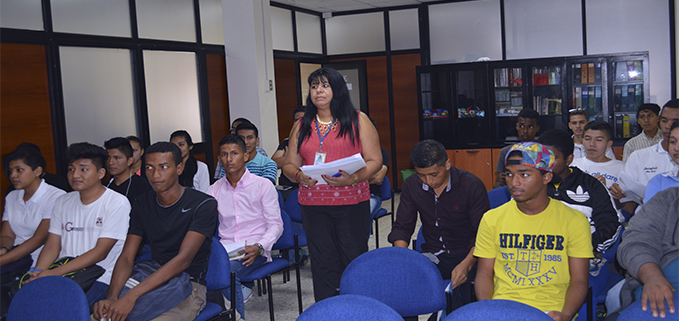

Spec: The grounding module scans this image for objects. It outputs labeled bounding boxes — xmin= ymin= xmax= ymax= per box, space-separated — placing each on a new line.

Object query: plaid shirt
xmin=622 ymin=130 xmax=662 ymax=162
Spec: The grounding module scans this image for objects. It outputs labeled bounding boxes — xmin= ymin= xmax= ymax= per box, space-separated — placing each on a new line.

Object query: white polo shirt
xmin=48 ymin=188 xmax=130 ymax=285
xmin=573 ymin=143 xmax=616 ymax=160
xmin=570 ymin=157 xmax=624 ymax=189
xmin=3 ymin=180 xmax=66 ymax=266
xmin=619 ymin=140 xmax=678 ymax=204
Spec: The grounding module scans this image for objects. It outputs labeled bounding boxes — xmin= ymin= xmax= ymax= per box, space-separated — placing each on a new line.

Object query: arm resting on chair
xmin=637 ymin=262 xmax=676 ymax=318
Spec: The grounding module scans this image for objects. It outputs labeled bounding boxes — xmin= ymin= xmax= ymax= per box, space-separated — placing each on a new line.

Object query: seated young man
xmin=236 ymin=122 xmax=277 ymax=184
xmin=28 ymin=143 xmax=130 ymax=306
xmin=569 ymin=110 xmax=615 ymax=160
xmin=622 ymin=103 xmax=662 ymax=162
xmin=570 ymin=121 xmax=624 ymax=189
xmin=644 ymin=120 xmax=679 ymax=202
xmin=475 ymin=142 xmax=593 ymax=321
xmin=389 ymin=140 xmax=489 ymax=303
xmin=611 ymin=99 xmax=679 ymax=211
xmin=104 ymin=137 xmax=152 ymax=204
xmin=614 ymin=187 xmax=679 ymax=319
xmin=93 ymin=142 xmax=218 ymax=320
xmin=494 ymin=108 xmax=540 ymax=188
xmin=207 ymin=134 xmax=283 ymax=318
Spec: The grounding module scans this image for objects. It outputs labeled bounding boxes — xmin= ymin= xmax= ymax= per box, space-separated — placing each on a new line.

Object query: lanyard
xmin=315 ymin=118 xmax=335 ymax=151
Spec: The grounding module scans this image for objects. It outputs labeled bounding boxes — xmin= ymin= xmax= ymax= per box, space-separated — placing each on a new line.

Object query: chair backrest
xmin=7 ymin=276 xmax=89 ymax=321
xmin=618 ymin=290 xmax=679 ymax=321
xmin=444 ymin=299 xmax=553 ymax=321
xmin=339 ymin=247 xmax=447 ymax=317
xmin=380 ymin=176 xmax=392 ymax=201
xmin=415 ymin=225 xmax=425 ymax=252
xmin=272 ymin=209 xmax=294 ymax=250
xmin=488 ymin=186 xmax=511 ymax=209
xmin=283 ymin=189 xmax=303 ymax=223
xmin=205 ymin=236 xmax=232 ymax=291
xmin=277 ymin=189 xmax=285 ymax=210
xmin=297 ymin=294 xmax=403 ymax=321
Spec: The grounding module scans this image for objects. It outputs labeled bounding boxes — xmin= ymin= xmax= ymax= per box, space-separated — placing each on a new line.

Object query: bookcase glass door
xmin=611 ymin=58 xmax=645 ymax=139
xmin=455 ymin=68 xmax=489 ymax=146
xmin=493 ymin=65 xmax=526 ymax=144
xmin=570 ymin=60 xmax=606 ymax=122
xmin=420 ymin=71 xmax=453 ymax=147
xmin=531 ymin=63 xmax=566 ymax=133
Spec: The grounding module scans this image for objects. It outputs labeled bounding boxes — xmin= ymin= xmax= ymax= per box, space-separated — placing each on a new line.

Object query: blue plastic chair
xmin=239 ymin=209 xmax=302 ymax=321
xmin=297 ymin=294 xmax=403 ymax=321
xmin=339 ymin=247 xmax=447 ymax=318
xmin=444 ymin=299 xmax=553 ymax=320
xmin=371 ymin=176 xmax=394 ymax=248
xmin=194 ymin=237 xmax=237 ymax=321
xmin=7 ymin=276 xmax=89 ymax=321
xmin=488 ymin=186 xmax=511 ymax=209
xmin=618 ymin=290 xmax=679 ymax=321
xmin=283 ymin=189 xmax=307 ymax=248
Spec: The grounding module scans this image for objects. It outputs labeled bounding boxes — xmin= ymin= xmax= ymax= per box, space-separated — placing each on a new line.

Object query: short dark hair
xmin=66 ymin=142 xmax=107 ymax=170
xmin=145 ymin=142 xmax=182 ymax=166
xmin=236 ymin=121 xmax=259 ymax=138
xmin=218 ymin=134 xmax=246 ymax=154
xmin=569 ymin=109 xmax=588 ymax=121
xmin=671 ymin=120 xmax=679 ymax=133
xmin=664 ymin=99 xmax=679 ymax=109
xmin=126 ymin=135 xmax=145 ymax=149
xmin=536 ymin=129 xmax=574 ymax=159
xmin=231 ymin=118 xmax=252 ymax=127
xmin=170 ymin=130 xmax=194 ymax=147
xmin=104 ymin=137 xmax=133 ymax=158
xmin=411 ymin=139 xmax=447 ymax=168
xmin=636 ymin=103 xmax=661 ymax=119
xmin=518 ymin=108 xmax=540 ymax=121
xmin=583 ymin=120 xmax=613 ymax=141
xmin=292 ymin=107 xmax=305 ymax=121
xmin=4 ymin=145 xmax=46 ymax=178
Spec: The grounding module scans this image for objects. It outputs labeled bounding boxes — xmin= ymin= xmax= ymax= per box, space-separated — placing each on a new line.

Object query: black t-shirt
xmin=108 ymin=174 xmax=152 ymax=205
xmin=129 ymin=188 xmax=218 ymax=285
xmin=369 ymin=148 xmax=390 ymax=197
xmin=276 ymin=139 xmax=298 ymax=188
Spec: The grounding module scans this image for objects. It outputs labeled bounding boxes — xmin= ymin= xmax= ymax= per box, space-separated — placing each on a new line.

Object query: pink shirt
xmin=207 ymin=169 xmax=283 ymax=262
xmin=298 ymin=115 xmax=370 ymax=206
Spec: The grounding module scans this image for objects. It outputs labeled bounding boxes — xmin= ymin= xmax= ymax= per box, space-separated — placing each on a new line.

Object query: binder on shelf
xmin=635 ymin=84 xmax=642 ymax=109
xmin=621 ymin=85 xmax=629 ymax=111
xmin=614 ymin=86 xmax=622 ymax=111
xmin=581 ymin=64 xmax=588 ymax=83
xmin=574 ymin=64 xmax=581 ymax=84
xmin=627 ymin=85 xmax=636 ymax=111
xmin=615 ymin=62 xmax=628 ymax=82
xmin=595 ymin=86 xmax=602 ymax=114
xmin=594 ymin=63 xmax=602 ymax=83
xmin=582 ymin=86 xmax=589 ymax=109
xmin=588 ymin=87 xmax=595 ymax=115
xmin=587 ymin=63 xmax=595 ymax=83
xmin=623 ymin=114 xmax=630 ymax=138
xmin=575 ymin=87 xmax=582 ymax=110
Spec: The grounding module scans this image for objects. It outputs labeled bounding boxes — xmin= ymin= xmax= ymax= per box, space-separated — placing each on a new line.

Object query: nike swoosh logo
xmin=181 ymin=208 xmax=192 ymax=213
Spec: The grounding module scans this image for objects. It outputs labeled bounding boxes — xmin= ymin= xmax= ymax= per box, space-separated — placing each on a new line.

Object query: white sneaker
xmin=241 ymin=284 xmax=253 ymax=304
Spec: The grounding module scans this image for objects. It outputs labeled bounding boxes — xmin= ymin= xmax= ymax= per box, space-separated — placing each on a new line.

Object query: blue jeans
xmin=222 ymin=256 xmax=266 ymax=318
xmin=85 ymin=281 xmax=108 ymax=307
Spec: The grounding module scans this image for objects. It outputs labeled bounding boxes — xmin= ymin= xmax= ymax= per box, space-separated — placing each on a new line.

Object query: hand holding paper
xmin=301 ymin=153 xmax=366 ymax=185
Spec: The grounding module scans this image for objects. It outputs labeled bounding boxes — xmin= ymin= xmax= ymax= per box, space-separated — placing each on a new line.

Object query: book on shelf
xmin=582 ymin=86 xmax=589 ymax=108
xmin=635 ymin=84 xmax=642 ymax=109
xmin=581 ymin=64 xmax=588 ymax=84
xmin=615 ymin=62 xmax=628 ymax=82
xmin=588 ymin=87 xmax=595 ymax=115
xmin=627 ymin=85 xmax=636 ymax=111
xmin=623 ymin=114 xmax=630 ymax=138
xmin=595 ymin=86 xmax=602 ymax=114
xmin=575 ymin=87 xmax=582 ymax=110
xmin=621 ymin=85 xmax=629 ymax=111
xmin=587 ymin=63 xmax=595 ymax=83
xmin=510 ymin=91 xmax=523 ymax=107
xmin=511 ymin=68 xmax=522 ymax=86
xmin=594 ymin=63 xmax=602 ymax=83
xmin=573 ymin=64 xmax=581 ymax=84
xmin=614 ymin=86 xmax=622 ymax=112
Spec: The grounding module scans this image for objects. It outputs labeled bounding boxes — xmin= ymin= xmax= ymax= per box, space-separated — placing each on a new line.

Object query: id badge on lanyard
xmin=314 ymin=118 xmax=334 ymax=165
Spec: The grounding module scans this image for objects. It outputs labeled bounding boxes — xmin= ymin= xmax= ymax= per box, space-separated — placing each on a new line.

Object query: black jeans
xmin=301 ymin=201 xmax=371 ymax=302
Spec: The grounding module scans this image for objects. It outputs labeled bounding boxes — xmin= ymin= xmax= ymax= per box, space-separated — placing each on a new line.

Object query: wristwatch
xmin=255 ymin=243 xmax=264 ymax=256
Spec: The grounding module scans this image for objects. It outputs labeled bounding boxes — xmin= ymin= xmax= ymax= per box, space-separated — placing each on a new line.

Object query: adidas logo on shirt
xmin=566 ymin=186 xmax=590 ymax=203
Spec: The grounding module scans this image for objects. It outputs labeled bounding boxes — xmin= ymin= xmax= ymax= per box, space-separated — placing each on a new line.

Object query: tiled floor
xmin=243 ymin=193 xmax=430 ymax=321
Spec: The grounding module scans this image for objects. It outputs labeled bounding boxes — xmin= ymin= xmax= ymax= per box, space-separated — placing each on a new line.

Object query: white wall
xmin=325 ymin=12 xmax=385 ymax=55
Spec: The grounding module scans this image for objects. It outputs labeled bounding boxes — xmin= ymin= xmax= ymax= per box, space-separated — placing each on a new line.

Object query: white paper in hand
xmin=300 ymin=153 xmax=366 ymax=185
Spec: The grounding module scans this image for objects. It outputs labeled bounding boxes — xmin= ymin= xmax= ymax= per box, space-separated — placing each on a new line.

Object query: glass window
xmin=51 ymin=0 xmax=130 ymax=37
xmin=60 ymin=47 xmax=136 ymax=145
xmin=296 ymin=12 xmax=322 ymax=54
xmin=271 ymin=6 xmax=294 ymax=51
xmin=143 ymin=50 xmax=203 ymax=143
xmin=0 ymin=0 xmax=43 ymax=30
xmin=325 ymin=12 xmax=385 ymax=55
xmin=137 ymin=0 xmax=196 ymax=42
xmin=429 ymin=1 xmax=502 ymax=63
xmin=199 ymin=0 xmax=224 ymax=45
xmin=504 ymin=0 xmax=582 ymax=59
xmin=389 ymin=9 xmax=419 ymax=51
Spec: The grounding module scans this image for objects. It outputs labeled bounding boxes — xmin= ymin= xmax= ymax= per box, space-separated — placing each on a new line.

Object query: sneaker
xmin=241 ymin=284 xmax=253 ymax=304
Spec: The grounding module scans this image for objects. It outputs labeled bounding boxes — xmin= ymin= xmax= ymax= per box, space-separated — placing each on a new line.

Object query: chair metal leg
xmin=375 ymin=218 xmax=380 ymax=248
xmin=230 ymin=272 xmax=237 ymax=321
xmin=294 ymin=235 xmax=303 ymax=314
xmin=267 ymin=275 xmax=275 ymax=321
xmin=262 ymin=278 xmax=267 ymax=295
xmin=256 ymin=279 xmax=263 ymax=296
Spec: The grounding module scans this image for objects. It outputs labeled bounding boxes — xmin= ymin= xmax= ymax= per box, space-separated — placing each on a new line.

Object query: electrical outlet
xmin=268 ymin=80 xmax=273 ymax=91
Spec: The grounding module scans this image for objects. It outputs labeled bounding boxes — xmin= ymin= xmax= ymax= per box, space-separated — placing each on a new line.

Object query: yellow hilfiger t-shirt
xmin=475 ymin=198 xmax=594 ymax=312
